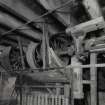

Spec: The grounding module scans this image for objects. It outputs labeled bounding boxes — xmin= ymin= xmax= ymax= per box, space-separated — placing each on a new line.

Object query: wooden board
xmin=26 ymin=70 xmax=69 ymax=83
xmin=83 ymin=0 xmax=102 ymax=18
xmin=66 ymin=17 xmax=105 ymax=35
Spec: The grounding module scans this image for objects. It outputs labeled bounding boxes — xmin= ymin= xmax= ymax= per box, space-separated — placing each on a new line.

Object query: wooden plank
xmin=90 ymin=53 xmax=97 ymax=105
xmin=27 ymin=95 xmax=30 ymax=105
xmin=90 ymin=44 xmax=105 ymax=52
xmin=38 ymin=94 xmax=41 ymax=105
xmin=51 ymin=95 xmax=54 ymax=105
xmin=32 ymin=95 xmax=35 ymax=105
xmin=29 ymin=95 xmax=32 ymax=105
xmin=45 ymin=94 xmax=48 ymax=105
xmin=16 ymin=85 xmax=64 ymax=88
xmin=22 ymin=94 xmax=24 ymax=105
xmin=64 ymin=85 xmax=70 ymax=98
xmin=55 ymin=95 xmax=58 ymax=105
xmin=30 ymin=95 xmax=33 ymax=105
xmin=0 ymin=11 xmax=41 ymax=41
xmin=71 ymin=56 xmax=83 ymax=99
xmin=66 ymin=17 xmax=105 ymax=34
xmin=59 ymin=95 xmax=61 ymax=105
xmin=34 ymin=95 xmax=37 ymax=105
xmin=25 ymin=94 xmax=28 ymax=105
xmin=83 ymin=0 xmax=102 ymax=18
xmin=27 ymin=70 xmax=68 ymax=83
xmin=0 ymin=1 xmax=59 ymax=35
xmin=70 ymin=67 xmax=74 ymax=105
xmin=62 ymin=96 xmax=65 ymax=105
xmin=26 ymin=62 xmax=105 ymax=83
xmin=41 ymin=94 xmax=44 ymax=105
xmin=67 ymin=63 xmax=105 ymax=69
xmin=65 ymin=98 xmax=69 ymax=105
xmin=56 ymin=83 xmax=61 ymax=95
xmin=23 ymin=94 xmax=27 ymax=105
xmin=82 ymin=80 xmax=91 ymax=84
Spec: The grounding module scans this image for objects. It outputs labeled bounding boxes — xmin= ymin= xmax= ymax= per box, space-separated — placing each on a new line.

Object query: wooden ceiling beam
xmin=0 ymin=0 xmax=60 ymax=35
xmin=82 ymin=0 xmax=102 ymax=19
xmin=66 ymin=17 xmax=105 ymax=35
xmin=0 ymin=11 xmax=41 ymax=41
xmin=36 ymin=0 xmax=71 ymax=26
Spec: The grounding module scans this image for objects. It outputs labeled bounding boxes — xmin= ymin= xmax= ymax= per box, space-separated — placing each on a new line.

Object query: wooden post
xmin=42 ymin=22 xmax=53 ymax=94
xmin=90 ymin=53 xmax=97 ymax=105
xmin=71 ymin=56 xmax=83 ymax=99
xmin=42 ymin=21 xmax=49 ymax=69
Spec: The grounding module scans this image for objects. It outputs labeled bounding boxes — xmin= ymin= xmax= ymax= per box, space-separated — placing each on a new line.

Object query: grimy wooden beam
xmin=66 ymin=17 xmax=105 ymax=35
xmin=66 ymin=17 xmax=105 ymax=56
xmin=83 ymin=0 xmax=102 ymax=19
xmin=0 ymin=11 xmax=41 ymax=40
xmin=71 ymin=56 xmax=83 ymax=99
xmin=36 ymin=0 xmax=71 ymax=26
xmin=0 ymin=0 xmax=59 ymax=34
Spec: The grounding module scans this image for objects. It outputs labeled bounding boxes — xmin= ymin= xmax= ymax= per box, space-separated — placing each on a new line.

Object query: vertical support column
xmin=90 ymin=53 xmax=97 ymax=105
xmin=42 ymin=22 xmax=52 ymax=94
xmin=71 ymin=56 xmax=83 ymax=99
xmin=71 ymin=56 xmax=84 ymax=105
xmin=42 ymin=22 xmax=49 ymax=69
xmin=42 ymin=20 xmax=50 ymax=69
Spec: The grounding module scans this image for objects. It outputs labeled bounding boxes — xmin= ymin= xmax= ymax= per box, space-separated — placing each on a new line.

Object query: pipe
xmin=0 ymin=11 xmax=41 ymax=41
xmin=36 ymin=0 xmax=71 ymax=26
